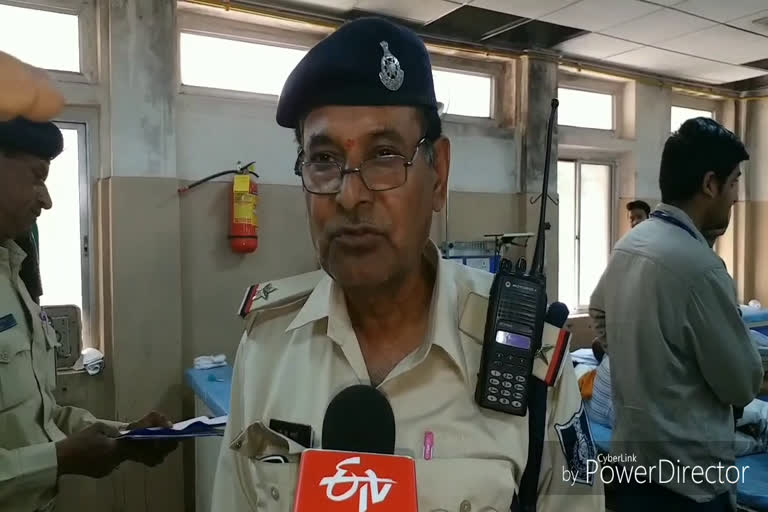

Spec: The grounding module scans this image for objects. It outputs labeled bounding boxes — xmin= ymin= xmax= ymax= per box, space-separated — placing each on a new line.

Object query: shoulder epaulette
xmin=238 ymin=269 xmax=325 ymax=319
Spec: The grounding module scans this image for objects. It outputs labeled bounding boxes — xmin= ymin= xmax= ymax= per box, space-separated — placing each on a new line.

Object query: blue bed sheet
xmin=588 ymin=418 xmax=768 ymax=511
xmin=184 ymin=365 xmax=232 ymax=417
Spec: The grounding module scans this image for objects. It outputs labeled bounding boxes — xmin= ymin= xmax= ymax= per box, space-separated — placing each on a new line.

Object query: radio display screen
xmin=495 ymin=330 xmax=531 ymax=350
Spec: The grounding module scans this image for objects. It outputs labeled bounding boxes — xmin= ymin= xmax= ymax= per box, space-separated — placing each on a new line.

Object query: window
xmin=180 ymin=31 xmax=495 ymax=118
xmin=558 ymin=160 xmax=612 ymax=312
xmin=557 ymin=87 xmax=614 ymax=130
xmin=0 ymin=3 xmax=80 ymax=72
xmin=670 ymin=106 xmax=713 ymax=132
xmin=433 ymin=69 xmax=493 ymax=118
xmin=38 ymin=122 xmax=89 ymax=324
xmin=180 ymin=32 xmax=307 ymax=95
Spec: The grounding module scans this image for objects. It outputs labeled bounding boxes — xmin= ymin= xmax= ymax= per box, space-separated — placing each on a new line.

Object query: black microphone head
xmin=321 ymin=385 xmax=395 ymax=455
xmin=545 ymin=301 xmax=569 ymax=328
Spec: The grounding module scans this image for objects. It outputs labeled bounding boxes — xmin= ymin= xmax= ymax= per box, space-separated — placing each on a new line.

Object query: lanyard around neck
xmin=650 ymin=211 xmax=699 ymax=240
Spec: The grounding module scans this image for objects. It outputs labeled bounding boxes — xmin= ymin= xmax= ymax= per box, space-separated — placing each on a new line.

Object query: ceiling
xmin=243 ymin=0 xmax=768 ymax=91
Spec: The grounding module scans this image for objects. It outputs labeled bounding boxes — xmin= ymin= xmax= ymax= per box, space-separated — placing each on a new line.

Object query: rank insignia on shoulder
xmin=532 ymin=323 xmax=571 ymax=386
xmin=239 ymin=282 xmax=278 ymax=318
xmin=555 ymin=403 xmax=597 ymax=486
xmin=237 ymin=270 xmax=326 ymax=319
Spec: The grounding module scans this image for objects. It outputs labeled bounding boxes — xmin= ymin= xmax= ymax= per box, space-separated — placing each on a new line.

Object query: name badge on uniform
xmin=0 ymin=314 xmax=17 ymax=333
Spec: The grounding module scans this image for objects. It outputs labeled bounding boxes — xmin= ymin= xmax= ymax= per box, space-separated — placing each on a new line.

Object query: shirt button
xmin=270 ymin=487 xmax=280 ymax=500
xmin=0 ymin=351 xmax=8 ymax=362
xmin=460 ymin=500 xmax=472 ymax=512
xmin=233 ymin=440 xmax=243 ymax=449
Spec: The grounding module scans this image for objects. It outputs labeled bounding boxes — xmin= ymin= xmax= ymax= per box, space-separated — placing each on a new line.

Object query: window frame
xmin=0 ymin=0 xmax=97 ymax=83
xmin=557 ymin=86 xmax=615 ymax=132
xmin=47 ymin=107 xmax=98 ymax=348
xmin=178 ymin=7 xmax=322 ymax=103
xmin=177 ymin=5 xmax=506 ymax=126
xmin=178 ymin=29 xmax=311 ymax=102
xmin=557 ymin=73 xmax=626 ymax=134
xmin=558 ymin=158 xmax=615 ymax=314
xmin=430 ymin=53 xmax=504 ymax=125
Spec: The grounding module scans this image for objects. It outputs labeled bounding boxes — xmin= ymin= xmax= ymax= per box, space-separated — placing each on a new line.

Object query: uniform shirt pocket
xmin=416 ymin=457 xmax=515 ymax=512
xmin=232 ymin=453 xmax=299 ymax=512
xmin=229 ymin=421 xmax=302 ymax=512
xmin=0 ymin=327 xmax=37 ymax=411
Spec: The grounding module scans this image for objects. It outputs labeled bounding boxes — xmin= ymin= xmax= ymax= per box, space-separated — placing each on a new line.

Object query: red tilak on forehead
xmin=344 ymin=139 xmax=355 ymax=150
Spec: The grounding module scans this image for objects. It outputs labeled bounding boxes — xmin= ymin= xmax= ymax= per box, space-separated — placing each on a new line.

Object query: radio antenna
xmin=529 ymin=98 xmax=559 ymax=277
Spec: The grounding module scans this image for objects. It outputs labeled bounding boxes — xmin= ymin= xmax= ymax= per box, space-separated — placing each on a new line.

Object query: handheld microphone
xmin=294 ymin=385 xmax=418 ymax=512
xmin=545 ymin=301 xmax=569 ymax=329
xmin=539 ymin=301 xmax=571 ymax=386
xmin=322 ymin=385 xmax=395 ymax=454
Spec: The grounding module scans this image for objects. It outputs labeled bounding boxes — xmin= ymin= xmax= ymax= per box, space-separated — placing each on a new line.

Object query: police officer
xmin=0 ymin=118 xmax=176 ymax=512
xmin=212 ymin=17 xmax=604 ymax=512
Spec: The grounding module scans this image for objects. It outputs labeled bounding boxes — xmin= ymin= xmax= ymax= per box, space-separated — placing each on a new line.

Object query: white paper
xmin=119 ymin=415 xmax=228 ymax=436
xmin=170 ymin=415 xmax=228 ymax=431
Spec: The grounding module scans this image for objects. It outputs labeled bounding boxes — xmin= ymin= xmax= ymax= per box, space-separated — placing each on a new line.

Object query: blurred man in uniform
xmin=213 ymin=17 xmax=604 ymax=512
xmin=589 ymin=118 xmax=763 ymax=511
xmin=626 ymin=200 xmax=650 ymax=228
xmin=0 ymin=118 xmax=176 ymax=512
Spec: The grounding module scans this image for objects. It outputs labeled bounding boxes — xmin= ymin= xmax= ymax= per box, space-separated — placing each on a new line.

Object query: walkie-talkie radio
xmin=475 ymin=99 xmax=559 ymax=416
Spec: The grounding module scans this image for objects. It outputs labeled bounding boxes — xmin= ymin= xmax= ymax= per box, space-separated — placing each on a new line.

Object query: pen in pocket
xmin=423 ymin=431 xmax=434 ymax=460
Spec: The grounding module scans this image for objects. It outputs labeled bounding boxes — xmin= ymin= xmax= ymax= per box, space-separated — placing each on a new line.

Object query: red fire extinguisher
xmin=178 ymin=161 xmax=259 ymax=254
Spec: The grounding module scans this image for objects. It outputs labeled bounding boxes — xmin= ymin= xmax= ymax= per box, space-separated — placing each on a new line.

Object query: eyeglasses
xmin=294 ymin=138 xmax=427 ymax=195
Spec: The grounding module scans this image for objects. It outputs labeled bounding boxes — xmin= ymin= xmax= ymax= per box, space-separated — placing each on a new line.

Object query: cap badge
xmin=378 ymin=41 xmax=404 ymax=92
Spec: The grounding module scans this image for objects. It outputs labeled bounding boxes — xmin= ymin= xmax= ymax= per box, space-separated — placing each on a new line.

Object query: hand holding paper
xmin=119 ymin=415 xmax=227 ymax=440
xmin=118 ymin=411 xmax=179 ymax=467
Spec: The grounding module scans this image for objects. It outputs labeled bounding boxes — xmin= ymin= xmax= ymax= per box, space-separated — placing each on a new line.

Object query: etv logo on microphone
xmin=294 ymin=449 xmax=418 ymax=512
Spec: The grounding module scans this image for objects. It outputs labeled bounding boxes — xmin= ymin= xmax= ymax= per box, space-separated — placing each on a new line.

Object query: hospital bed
xmin=742 ymin=306 xmax=768 ymax=375
xmin=573 ymin=310 xmax=768 ymax=512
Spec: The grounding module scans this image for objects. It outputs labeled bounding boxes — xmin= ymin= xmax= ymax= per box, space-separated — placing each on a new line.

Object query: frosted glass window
xmin=670 ymin=106 xmax=713 ymax=132
xmin=433 ymin=69 xmax=493 ymax=118
xmin=557 ymin=87 xmax=614 ymax=130
xmin=180 ymin=32 xmax=495 ymax=118
xmin=180 ymin=32 xmax=307 ymax=95
xmin=558 ymin=160 xmax=612 ymax=312
xmin=557 ymin=161 xmax=576 ymax=312
xmin=0 ymin=4 xmax=80 ymax=72
xmin=577 ymin=164 xmax=611 ymax=307
xmin=38 ymin=127 xmax=84 ymax=312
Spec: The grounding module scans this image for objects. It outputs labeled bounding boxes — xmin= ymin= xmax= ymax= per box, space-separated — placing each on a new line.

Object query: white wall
xmin=176 ymin=93 xmax=520 ymax=193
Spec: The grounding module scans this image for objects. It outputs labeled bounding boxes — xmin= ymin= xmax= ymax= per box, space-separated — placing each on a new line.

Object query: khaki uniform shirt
xmin=0 ymin=240 xmax=123 ymax=512
xmin=213 ymin=243 xmax=604 ymax=512
xmin=589 ymin=204 xmax=763 ymax=502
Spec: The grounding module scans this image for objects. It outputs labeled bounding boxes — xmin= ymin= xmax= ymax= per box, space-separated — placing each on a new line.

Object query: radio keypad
xmin=485 ymin=360 xmax=529 ymax=408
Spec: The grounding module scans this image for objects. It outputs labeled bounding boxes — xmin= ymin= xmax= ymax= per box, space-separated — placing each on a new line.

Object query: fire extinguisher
xmin=178 ymin=161 xmax=260 ymax=254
